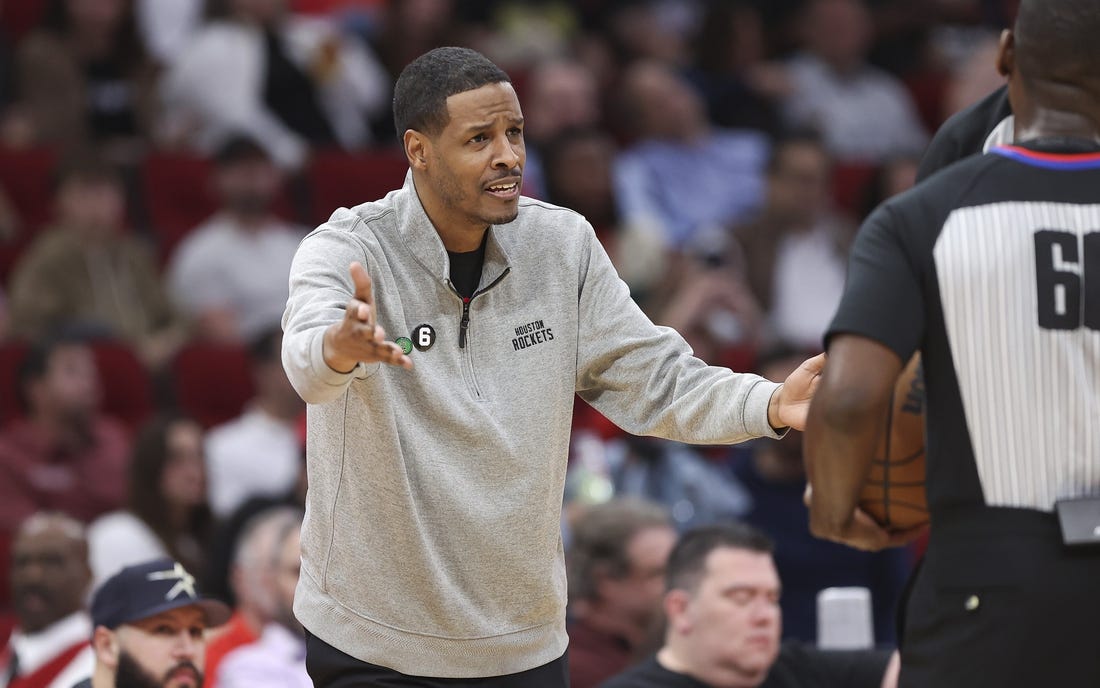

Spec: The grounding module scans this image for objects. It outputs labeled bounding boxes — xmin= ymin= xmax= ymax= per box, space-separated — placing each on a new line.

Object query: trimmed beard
xmin=115 ymin=649 xmax=203 ymax=688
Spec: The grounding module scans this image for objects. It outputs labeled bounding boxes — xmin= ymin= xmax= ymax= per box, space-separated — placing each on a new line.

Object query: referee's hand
xmin=322 ymin=261 xmax=413 ymax=373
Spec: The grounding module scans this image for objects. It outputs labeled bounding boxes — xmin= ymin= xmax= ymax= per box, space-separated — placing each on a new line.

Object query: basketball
xmin=859 ymin=354 xmax=929 ymax=530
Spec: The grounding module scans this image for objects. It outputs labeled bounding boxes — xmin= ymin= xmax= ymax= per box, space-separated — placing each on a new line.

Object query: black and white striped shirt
xmin=828 ymin=140 xmax=1100 ymax=513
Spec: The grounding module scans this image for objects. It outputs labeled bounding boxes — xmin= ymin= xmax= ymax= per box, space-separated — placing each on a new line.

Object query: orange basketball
xmin=859 ymin=354 xmax=929 ymax=530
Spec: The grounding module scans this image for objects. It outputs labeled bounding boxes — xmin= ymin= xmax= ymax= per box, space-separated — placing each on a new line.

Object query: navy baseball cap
xmin=90 ymin=558 xmax=232 ymax=630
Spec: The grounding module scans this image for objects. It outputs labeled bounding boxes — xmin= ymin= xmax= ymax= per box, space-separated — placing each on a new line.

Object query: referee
xmin=804 ymin=0 xmax=1100 ymax=685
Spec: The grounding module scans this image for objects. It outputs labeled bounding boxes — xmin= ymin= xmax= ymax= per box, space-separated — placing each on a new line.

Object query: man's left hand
xmin=768 ymin=352 xmax=825 ymax=431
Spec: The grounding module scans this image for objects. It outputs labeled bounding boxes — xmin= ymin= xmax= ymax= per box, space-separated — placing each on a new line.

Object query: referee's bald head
xmin=1011 ymin=0 xmax=1100 ymax=88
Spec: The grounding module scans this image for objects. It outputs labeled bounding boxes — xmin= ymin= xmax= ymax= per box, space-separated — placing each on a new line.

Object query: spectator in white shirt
xmin=783 ymin=0 xmax=928 ymax=163
xmin=205 ymin=328 xmax=304 ymax=519
xmin=167 ymin=136 xmax=307 ymax=343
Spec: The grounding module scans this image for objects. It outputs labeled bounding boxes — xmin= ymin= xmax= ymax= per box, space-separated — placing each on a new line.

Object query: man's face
xmin=215 ymin=156 xmax=282 ymax=218
xmin=10 ymin=524 xmax=90 ymax=633
xmin=768 ymin=142 xmax=830 ymax=227
xmin=418 ymin=82 xmax=525 ymax=241
xmin=599 ymin=525 xmax=677 ymax=629
xmin=113 ymin=607 xmax=206 ymax=688
xmin=677 ymin=548 xmax=781 ymax=684
xmin=29 ymin=343 xmax=102 ymax=421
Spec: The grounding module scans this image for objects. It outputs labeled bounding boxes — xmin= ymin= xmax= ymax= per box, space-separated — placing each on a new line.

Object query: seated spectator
xmin=161 ymin=0 xmax=390 ymax=169
xmin=687 ymin=0 xmax=783 ymax=137
xmin=213 ymin=513 xmax=305 ymax=688
xmin=567 ymin=498 xmax=677 ymax=688
xmin=541 ymin=127 xmax=666 ymax=311
xmin=731 ymin=346 xmax=910 ymax=644
xmin=7 ymin=159 xmax=183 ymax=367
xmin=87 ymin=415 xmax=212 ymax=588
xmin=205 ymin=328 xmax=304 ymax=519
xmin=1 ymin=513 xmax=96 ymax=688
xmin=520 ymin=59 xmax=602 ymax=199
xmin=613 ymin=60 xmax=769 ymax=252
xmin=11 ymin=0 xmax=157 ymax=163
xmin=203 ymin=506 xmax=303 ymax=688
xmin=601 ymin=524 xmax=898 ymax=688
xmin=782 ymin=0 xmax=928 ymax=163
xmin=0 ymin=335 xmax=130 ymax=539
xmin=166 ymin=137 xmax=306 ymax=343
xmin=74 ymin=558 xmax=230 ymax=688
xmin=733 ymin=132 xmax=854 ymax=350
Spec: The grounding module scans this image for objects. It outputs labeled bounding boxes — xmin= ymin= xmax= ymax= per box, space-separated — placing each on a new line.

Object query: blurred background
xmin=0 ymin=0 xmax=1016 ymax=676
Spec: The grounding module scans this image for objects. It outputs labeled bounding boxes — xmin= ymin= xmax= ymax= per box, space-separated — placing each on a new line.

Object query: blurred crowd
xmin=0 ymin=0 xmax=1017 ymax=685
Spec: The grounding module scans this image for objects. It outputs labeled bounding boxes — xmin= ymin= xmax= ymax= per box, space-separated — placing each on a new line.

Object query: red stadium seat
xmin=0 ymin=0 xmax=49 ymax=43
xmin=831 ymin=162 xmax=878 ymax=217
xmin=0 ymin=147 xmax=59 ymax=284
xmin=91 ymin=340 xmax=154 ymax=432
xmin=171 ymin=342 xmax=255 ymax=428
xmin=306 ymin=148 xmax=409 ymax=226
xmin=140 ymin=152 xmax=220 ymax=265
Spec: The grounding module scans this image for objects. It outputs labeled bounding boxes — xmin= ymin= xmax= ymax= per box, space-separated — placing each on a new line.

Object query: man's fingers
xmin=349 ymin=261 xmax=374 ymax=306
xmin=801 ymin=352 xmax=826 ymax=376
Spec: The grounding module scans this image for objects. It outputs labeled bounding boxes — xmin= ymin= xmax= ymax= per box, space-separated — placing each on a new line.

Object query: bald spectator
xmin=213 ymin=513 xmax=305 ymax=688
xmin=0 ymin=335 xmax=130 ymax=541
xmin=567 ymin=499 xmax=678 ymax=688
xmin=0 ymin=513 xmax=95 ymax=688
xmin=783 ymin=0 xmax=928 ymax=163
xmin=203 ymin=507 xmax=303 ymax=688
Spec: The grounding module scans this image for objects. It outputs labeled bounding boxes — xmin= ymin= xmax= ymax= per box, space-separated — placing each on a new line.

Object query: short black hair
xmin=665 ymin=523 xmax=773 ymax=593
xmin=214 ymin=135 xmax=270 ymax=167
xmin=248 ymin=326 xmax=283 ymax=364
xmin=17 ymin=332 xmax=92 ymax=401
xmin=392 ymin=46 xmax=511 ymax=139
xmin=1014 ymin=0 xmax=1100 ymax=87
xmin=766 ymin=129 xmax=826 ymax=176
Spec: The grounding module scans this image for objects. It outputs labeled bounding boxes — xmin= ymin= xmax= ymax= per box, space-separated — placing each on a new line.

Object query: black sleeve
xmin=916 ymin=85 xmax=1011 ymax=182
xmin=775 ymin=643 xmax=891 ymax=688
xmin=826 ymin=202 xmax=924 ymax=362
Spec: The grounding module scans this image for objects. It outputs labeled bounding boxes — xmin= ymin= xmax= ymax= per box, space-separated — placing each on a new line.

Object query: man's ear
xmin=404 ymin=130 xmax=431 ymax=171
xmin=92 ymin=626 xmax=120 ymax=668
xmin=663 ymin=589 xmax=692 ymax=635
xmin=996 ymin=29 xmax=1015 ymax=78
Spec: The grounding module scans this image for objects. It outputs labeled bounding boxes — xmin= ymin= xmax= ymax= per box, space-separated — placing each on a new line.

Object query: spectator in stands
xmin=75 ymin=558 xmax=230 ymax=688
xmin=859 ymin=155 xmax=919 ymax=221
xmin=7 ymin=159 xmax=183 ymax=368
xmin=1 ymin=513 xmax=96 ymax=688
xmin=520 ymin=59 xmax=602 ymax=199
xmin=86 ymin=415 xmax=212 ymax=588
xmin=733 ymin=132 xmax=854 ymax=350
xmin=213 ymin=512 xmax=305 ymax=688
xmin=203 ymin=506 xmax=302 ymax=688
xmin=166 ymin=137 xmax=306 ymax=343
xmin=566 ymin=498 xmax=677 ymax=688
xmin=783 ymin=0 xmax=928 ymax=162
xmin=205 ymin=328 xmax=304 ymax=519
xmin=11 ymin=0 xmax=157 ymax=163
xmin=730 ymin=346 xmax=910 ymax=644
xmin=613 ymin=60 xmax=769 ymax=253
xmin=601 ymin=524 xmax=898 ymax=688
xmin=688 ymin=0 xmax=783 ymax=137
xmin=541 ymin=127 xmax=665 ymax=312
xmin=161 ymin=0 xmax=390 ymax=169
xmin=134 ymin=0 xmax=203 ymax=65
xmin=0 ymin=335 xmax=130 ymax=539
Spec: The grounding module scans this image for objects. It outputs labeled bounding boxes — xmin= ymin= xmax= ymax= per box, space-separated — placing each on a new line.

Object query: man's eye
xmin=470 ymin=134 xmax=487 ymax=143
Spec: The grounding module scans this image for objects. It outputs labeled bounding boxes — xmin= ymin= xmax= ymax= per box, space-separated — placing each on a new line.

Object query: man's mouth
xmin=485 ymin=180 xmax=520 ymax=198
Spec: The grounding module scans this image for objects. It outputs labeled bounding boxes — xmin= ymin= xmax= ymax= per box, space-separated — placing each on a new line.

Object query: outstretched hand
xmin=767 ymin=352 xmax=825 ymax=431
xmin=322 ymin=262 xmax=413 ymax=373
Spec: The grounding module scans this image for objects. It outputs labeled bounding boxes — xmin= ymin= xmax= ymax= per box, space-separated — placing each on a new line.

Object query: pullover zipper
xmin=450 ymin=268 xmax=511 ymax=349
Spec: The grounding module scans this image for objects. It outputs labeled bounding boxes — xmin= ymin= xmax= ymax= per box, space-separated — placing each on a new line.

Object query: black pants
xmin=305 ymin=632 xmax=569 ymax=688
